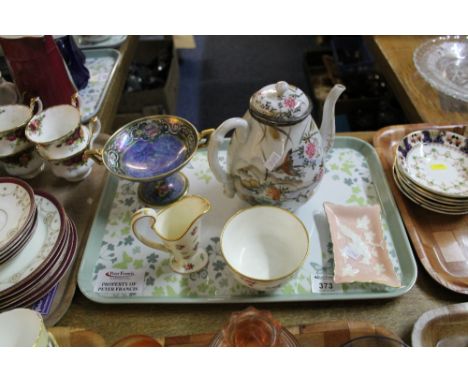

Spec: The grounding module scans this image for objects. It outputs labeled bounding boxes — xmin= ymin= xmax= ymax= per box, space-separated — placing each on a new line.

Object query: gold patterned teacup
xmin=131 ymin=195 xmax=210 ymax=274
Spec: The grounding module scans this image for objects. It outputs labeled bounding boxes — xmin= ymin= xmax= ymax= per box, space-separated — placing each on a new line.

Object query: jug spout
xmin=320 ymin=84 xmax=346 ymax=154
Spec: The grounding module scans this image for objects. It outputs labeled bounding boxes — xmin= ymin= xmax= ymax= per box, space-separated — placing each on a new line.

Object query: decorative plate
xmin=0 ymin=219 xmax=77 ymax=311
xmin=0 ymin=192 xmax=65 ymax=293
xmin=324 ymin=202 xmax=401 ymax=287
xmin=0 ymin=178 xmax=35 ymax=252
xmin=102 ymin=116 xmax=199 ymax=182
xmin=414 ymin=36 xmax=468 ymax=102
xmin=396 ymin=129 xmax=468 ymax=197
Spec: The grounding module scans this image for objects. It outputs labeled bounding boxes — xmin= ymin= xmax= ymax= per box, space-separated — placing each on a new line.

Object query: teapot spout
xmin=320 ymin=84 xmax=346 ymax=154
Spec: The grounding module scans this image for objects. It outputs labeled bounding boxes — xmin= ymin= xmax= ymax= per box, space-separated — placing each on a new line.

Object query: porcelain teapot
xmin=208 ymin=81 xmax=345 ymax=210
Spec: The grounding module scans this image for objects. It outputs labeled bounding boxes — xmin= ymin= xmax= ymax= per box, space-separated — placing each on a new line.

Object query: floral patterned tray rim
xmin=79 ymin=49 xmax=122 ymax=123
xmin=77 ymin=137 xmax=417 ymax=303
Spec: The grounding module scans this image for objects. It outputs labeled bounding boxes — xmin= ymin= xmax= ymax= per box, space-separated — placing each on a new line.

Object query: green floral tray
xmin=78 ymin=137 xmax=417 ymax=303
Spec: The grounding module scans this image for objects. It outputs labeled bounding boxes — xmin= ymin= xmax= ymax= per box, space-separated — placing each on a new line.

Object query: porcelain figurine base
xmin=170 ymin=250 xmax=209 ymax=274
xmin=137 ymin=172 xmax=189 ymax=206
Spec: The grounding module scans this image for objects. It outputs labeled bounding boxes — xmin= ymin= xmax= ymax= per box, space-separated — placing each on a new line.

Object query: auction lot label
xmin=94 ymin=269 xmax=145 ymax=296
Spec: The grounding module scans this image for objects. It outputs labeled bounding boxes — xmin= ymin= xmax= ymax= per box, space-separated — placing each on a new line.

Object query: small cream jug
xmin=131 ymin=195 xmax=210 ymax=274
xmin=208 ymin=81 xmax=345 ymax=210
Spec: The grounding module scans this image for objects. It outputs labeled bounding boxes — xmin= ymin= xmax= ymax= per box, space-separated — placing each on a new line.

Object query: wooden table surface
xmin=55 ymin=130 xmax=467 ymax=346
xmin=368 ymin=36 xmax=468 ymax=125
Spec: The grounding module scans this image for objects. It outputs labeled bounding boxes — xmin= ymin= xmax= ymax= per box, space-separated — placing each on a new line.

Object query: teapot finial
xmin=320 ymin=84 xmax=346 ymax=155
xmin=275 ymin=81 xmax=289 ymax=97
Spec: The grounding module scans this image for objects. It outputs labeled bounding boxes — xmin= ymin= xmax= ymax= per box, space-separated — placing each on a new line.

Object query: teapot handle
xmin=208 ymin=117 xmax=249 ymax=198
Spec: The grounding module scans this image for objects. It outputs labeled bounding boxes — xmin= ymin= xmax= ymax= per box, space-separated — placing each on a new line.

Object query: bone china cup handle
xmin=198 ymin=128 xmax=215 ymax=149
xmin=71 ymin=93 xmax=80 ymax=109
xmin=207 ymin=117 xmax=249 ymax=198
xmin=84 ymin=148 xmax=104 ymax=165
xmin=130 ymin=208 xmax=169 ymax=253
xmin=29 ymin=97 xmax=43 ymax=115
xmin=88 ymin=117 xmax=101 ymax=148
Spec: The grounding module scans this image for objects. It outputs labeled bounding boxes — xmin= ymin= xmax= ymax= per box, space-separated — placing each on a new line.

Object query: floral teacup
xmin=50 ymin=148 xmax=94 ymax=182
xmin=0 ymin=97 xmax=42 ymax=158
xmin=36 ymin=117 xmax=101 ymax=161
xmin=25 ymin=94 xmax=81 ymax=145
xmin=0 ymin=146 xmax=45 ymax=179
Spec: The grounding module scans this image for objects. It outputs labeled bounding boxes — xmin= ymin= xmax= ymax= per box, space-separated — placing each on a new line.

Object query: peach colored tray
xmin=373 ymin=123 xmax=468 ymax=294
xmin=51 ymin=320 xmax=402 ymax=347
xmin=412 ymin=302 xmax=468 ymax=346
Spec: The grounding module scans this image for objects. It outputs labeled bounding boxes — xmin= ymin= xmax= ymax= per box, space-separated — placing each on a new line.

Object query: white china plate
xmin=0 ymin=180 xmax=34 ymax=249
xmin=0 ymin=194 xmax=63 ymax=291
xmin=414 ymin=36 xmax=468 ymax=102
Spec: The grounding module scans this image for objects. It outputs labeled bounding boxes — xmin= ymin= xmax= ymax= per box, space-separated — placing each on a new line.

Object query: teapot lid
xmin=249 ymin=81 xmax=312 ymax=126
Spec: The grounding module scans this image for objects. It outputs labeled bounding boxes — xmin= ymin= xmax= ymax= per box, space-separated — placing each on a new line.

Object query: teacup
xmin=1 ymin=146 xmax=45 ymax=179
xmin=50 ymin=148 xmax=94 ymax=182
xmin=131 ymin=195 xmax=211 ymax=274
xmin=36 ymin=117 xmax=101 ymax=161
xmin=25 ymin=94 xmax=81 ymax=145
xmin=0 ymin=308 xmax=49 ymax=347
xmin=220 ymin=206 xmax=309 ymax=291
xmin=0 ymin=97 xmax=42 ymax=158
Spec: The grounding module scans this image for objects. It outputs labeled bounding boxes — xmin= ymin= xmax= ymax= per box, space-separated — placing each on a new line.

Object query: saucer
xmin=0 ymin=178 xmax=35 ymax=253
xmin=396 ymin=129 xmax=468 ymax=198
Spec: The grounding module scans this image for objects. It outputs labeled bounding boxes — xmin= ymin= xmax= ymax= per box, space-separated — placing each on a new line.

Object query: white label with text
xmin=94 ymin=269 xmax=145 ymax=296
xmin=311 ymin=273 xmax=341 ymax=293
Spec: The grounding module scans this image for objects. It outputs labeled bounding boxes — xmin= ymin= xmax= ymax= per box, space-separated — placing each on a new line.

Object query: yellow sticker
xmin=430 ymin=163 xmax=447 ymax=170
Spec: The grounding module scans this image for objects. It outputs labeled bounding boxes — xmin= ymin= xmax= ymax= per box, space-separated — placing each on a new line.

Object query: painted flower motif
xmin=6 ymin=133 xmax=16 ymax=141
xmin=156 ymin=182 xmax=171 ymax=197
xmin=283 ymin=97 xmax=296 ymax=109
xmin=145 ymin=124 xmax=161 ymax=139
xmin=373 ymin=263 xmax=385 ymax=276
xmin=192 ymin=242 xmax=199 ymax=252
xmin=183 ymin=263 xmax=194 ymax=271
xmin=176 ymin=244 xmax=186 ymax=250
xmin=266 ymin=186 xmax=281 ymax=201
xmin=304 ymin=142 xmax=316 ymax=159
xmin=356 ymin=215 xmax=370 ymax=230
xmin=191 ymin=226 xmax=198 ymax=236
xmin=364 ymin=231 xmax=375 ymax=243
xmin=342 ymin=263 xmax=359 ymax=277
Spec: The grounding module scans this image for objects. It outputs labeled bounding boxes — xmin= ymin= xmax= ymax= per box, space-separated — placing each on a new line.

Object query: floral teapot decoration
xmin=208 ymin=81 xmax=345 ymax=210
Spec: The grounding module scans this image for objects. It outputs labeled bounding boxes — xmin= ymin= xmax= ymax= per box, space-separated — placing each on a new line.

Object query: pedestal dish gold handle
xmin=84 ymin=148 xmax=103 ymax=165
xmin=198 ymin=128 xmax=214 ymax=149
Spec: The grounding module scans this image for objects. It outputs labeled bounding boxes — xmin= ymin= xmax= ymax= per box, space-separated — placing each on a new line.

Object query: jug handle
xmin=208 ymin=117 xmax=249 ymax=198
xmin=130 ymin=208 xmax=170 ymax=253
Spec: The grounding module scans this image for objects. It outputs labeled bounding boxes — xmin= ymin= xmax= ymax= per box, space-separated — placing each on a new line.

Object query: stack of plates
xmin=393 ymin=130 xmax=468 ymax=215
xmin=0 ymin=177 xmax=78 ymax=312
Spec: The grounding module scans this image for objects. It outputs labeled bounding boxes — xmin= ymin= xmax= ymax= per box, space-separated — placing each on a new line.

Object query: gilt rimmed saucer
xmin=396 ymin=129 xmax=468 ymax=198
xmin=0 ymin=191 xmax=66 ymax=294
xmin=0 ymin=177 xmax=36 ymax=253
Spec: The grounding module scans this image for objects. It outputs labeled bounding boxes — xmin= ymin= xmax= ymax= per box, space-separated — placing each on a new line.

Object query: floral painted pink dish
xmin=324 ymin=202 xmax=401 ymax=288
